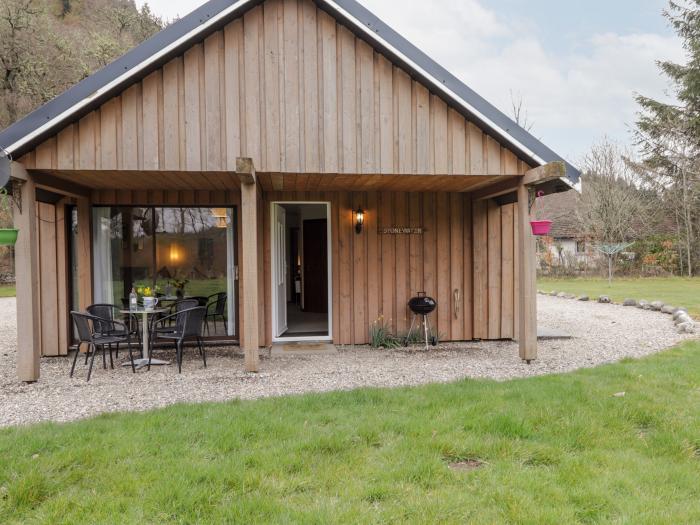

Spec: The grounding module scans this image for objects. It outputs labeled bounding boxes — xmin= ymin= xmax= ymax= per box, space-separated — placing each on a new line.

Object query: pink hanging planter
xmin=530 ymin=220 xmax=552 ymax=236
xmin=529 ymin=190 xmax=552 ymax=236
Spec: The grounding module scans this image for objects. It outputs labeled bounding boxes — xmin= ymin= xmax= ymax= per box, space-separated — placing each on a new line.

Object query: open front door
xmin=273 ymin=204 xmax=288 ymax=337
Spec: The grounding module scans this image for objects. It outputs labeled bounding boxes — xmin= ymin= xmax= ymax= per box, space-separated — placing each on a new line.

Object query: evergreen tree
xmin=634 ymin=1 xmax=700 ymax=276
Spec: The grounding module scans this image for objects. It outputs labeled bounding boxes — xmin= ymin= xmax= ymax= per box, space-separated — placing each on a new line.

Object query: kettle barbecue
xmin=405 ymin=292 xmax=438 ymax=349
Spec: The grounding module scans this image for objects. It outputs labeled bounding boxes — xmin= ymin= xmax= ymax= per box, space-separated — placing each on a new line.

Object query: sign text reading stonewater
xmin=378 ymin=227 xmax=424 ymax=235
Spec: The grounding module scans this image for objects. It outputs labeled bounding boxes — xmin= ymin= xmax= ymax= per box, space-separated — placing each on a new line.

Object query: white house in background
xmin=537 ymin=190 xmax=592 ymax=269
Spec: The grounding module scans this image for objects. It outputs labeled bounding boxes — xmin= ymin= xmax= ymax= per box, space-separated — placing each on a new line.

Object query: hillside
xmin=0 ymin=0 xmax=164 ymax=279
xmin=0 ymin=0 xmax=163 ymax=130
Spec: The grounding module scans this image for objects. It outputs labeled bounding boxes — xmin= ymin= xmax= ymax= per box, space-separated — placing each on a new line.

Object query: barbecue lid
xmin=408 ymin=292 xmax=436 ymax=314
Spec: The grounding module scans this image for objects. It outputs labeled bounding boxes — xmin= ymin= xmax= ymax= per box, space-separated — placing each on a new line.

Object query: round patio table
xmin=119 ymin=307 xmax=169 ymax=369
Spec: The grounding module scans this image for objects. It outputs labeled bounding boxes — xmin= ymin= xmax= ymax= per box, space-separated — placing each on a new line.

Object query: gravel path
xmin=0 ymin=295 xmax=694 ymax=427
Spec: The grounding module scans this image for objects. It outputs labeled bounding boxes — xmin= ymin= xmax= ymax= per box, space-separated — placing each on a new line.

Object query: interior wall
xmin=299 ymin=203 xmax=327 ymax=310
xmin=284 ymin=207 xmax=300 ymax=303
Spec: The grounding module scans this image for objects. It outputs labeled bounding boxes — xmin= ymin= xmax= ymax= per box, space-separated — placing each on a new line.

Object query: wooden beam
xmin=237 ymin=157 xmax=260 ymax=372
xmin=11 ymin=166 xmax=40 ymax=382
xmin=471 ymin=176 xmax=519 ymax=201
xmin=76 ymin=196 xmax=92 ymax=311
xmin=522 ymin=161 xmax=566 ymax=186
xmin=517 ymin=182 xmax=537 ymax=362
xmin=31 ymin=171 xmax=91 ymax=199
xmin=236 ymin=157 xmax=257 ymax=185
xmin=271 ymin=173 xmax=284 ymax=191
xmin=10 ymin=161 xmax=28 ymax=181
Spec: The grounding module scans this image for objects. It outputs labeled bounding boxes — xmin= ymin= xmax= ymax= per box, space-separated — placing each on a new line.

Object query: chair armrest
xmin=105 ymin=318 xmax=129 ymax=332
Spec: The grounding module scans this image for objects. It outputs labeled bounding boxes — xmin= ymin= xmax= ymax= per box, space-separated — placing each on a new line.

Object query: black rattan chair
xmin=167 ymin=298 xmax=200 ymax=322
xmin=189 ymin=296 xmax=208 ymax=307
xmin=148 ymin=306 xmax=207 ymax=373
xmin=204 ymin=292 xmax=227 ymax=335
xmin=87 ymin=304 xmax=141 ymax=357
xmin=151 ymin=298 xmax=200 ymax=337
xmin=70 ymin=312 xmax=136 ymax=381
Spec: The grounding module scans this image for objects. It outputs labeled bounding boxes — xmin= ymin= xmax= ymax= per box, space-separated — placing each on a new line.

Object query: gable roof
xmin=0 ymin=0 xmax=580 ymax=183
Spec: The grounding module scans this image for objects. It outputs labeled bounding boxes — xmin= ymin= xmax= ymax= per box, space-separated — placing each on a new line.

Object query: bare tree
xmin=577 ymin=138 xmax=661 ymax=281
xmin=510 ymin=90 xmax=534 ymax=132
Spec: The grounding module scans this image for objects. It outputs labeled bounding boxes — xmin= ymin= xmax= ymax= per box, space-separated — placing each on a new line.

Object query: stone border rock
xmin=537 ymin=289 xmax=697 ymax=335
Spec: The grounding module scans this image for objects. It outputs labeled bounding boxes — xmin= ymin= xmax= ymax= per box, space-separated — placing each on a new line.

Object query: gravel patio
xmin=0 ymin=295 xmax=693 ymax=427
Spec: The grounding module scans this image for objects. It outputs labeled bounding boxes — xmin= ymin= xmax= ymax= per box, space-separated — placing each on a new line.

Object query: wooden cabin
xmin=0 ymin=0 xmax=578 ymax=381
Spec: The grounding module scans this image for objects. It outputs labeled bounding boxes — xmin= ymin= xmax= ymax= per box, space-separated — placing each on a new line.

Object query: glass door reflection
xmin=92 ymin=206 xmax=236 ymax=338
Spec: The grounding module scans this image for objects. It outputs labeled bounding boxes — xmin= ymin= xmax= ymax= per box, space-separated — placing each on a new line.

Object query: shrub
xmin=369 ymin=317 xmax=401 ymax=349
xmin=632 ymin=235 xmax=680 ymax=275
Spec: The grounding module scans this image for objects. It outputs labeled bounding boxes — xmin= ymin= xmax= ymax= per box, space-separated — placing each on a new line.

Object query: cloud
xmin=360 ymin=0 xmax=685 ymax=161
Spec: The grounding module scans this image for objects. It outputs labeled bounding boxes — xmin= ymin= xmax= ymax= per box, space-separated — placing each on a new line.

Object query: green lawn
xmin=539 ymin=276 xmax=700 ymax=317
xmin=0 ymin=285 xmax=14 ymax=298
xmin=2 ymin=342 xmax=700 ymax=523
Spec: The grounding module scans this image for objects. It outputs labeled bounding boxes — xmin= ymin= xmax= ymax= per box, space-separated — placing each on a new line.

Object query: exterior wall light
xmin=210 ymin=208 xmax=228 ymax=228
xmin=355 ymin=207 xmax=364 ymax=234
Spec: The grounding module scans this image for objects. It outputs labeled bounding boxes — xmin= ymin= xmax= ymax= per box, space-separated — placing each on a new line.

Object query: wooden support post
xmin=517 ymin=181 xmax=537 ymax=363
xmin=237 ymin=157 xmax=260 ymax=372
xmin=55 ymin=199 xmax=70 ymax=356
xmin=76 ymin=197 xmax=92 ymax=311
xmin=11 ymin=164 xmax=40 ymax=382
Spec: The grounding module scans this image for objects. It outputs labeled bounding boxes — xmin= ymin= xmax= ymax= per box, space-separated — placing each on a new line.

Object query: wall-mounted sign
xmin=379 ymin=227 xmax=424 ymax=235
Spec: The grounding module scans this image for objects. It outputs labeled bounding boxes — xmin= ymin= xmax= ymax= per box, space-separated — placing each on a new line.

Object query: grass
xmin=538 ymin=276 xmax=700 ymax=317
xmin=2 ymin=342 xmax=700 ymax=523
xmin=0 ymin=285 xmax=15 ymax=298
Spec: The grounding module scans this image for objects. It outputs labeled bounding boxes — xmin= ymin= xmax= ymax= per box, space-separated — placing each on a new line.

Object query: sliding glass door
xmin=92 ymin=206 xmax=236 ymax=337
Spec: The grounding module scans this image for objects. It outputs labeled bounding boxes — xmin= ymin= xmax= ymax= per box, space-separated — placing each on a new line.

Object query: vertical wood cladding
xmin=260 ymin=191 xmax=517 ymax=346
xmin=21 ymin=0 xmax=529 ymax=178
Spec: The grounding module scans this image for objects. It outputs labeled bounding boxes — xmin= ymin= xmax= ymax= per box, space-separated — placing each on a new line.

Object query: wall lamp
xmin=355 ymin=207 xmax=364 ymax=234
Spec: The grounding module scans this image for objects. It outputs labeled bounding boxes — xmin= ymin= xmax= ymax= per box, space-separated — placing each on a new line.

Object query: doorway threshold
xmin=271 ymin=342 xmax=337 ymax=356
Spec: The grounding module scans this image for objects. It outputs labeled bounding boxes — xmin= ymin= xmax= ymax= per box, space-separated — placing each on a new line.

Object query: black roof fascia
xmin=316 ymin=0 xmax=580 ymax=183
xmin=0 ymin=0 xmax=263 ymax=159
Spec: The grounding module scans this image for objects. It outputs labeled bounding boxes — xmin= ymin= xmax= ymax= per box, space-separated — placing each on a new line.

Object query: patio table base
xmin=122 ymin=358 xmax=171 ymax=370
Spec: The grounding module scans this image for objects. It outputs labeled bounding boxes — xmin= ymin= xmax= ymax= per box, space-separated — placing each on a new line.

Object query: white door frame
xmin=273 ymin=204 xmax=288 ymax=337
xmin=271 ymin=201 xmax=332 ymax=342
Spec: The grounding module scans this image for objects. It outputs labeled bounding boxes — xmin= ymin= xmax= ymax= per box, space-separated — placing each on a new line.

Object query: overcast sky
xmin=136 ymin=0 xmax=684 ymax=165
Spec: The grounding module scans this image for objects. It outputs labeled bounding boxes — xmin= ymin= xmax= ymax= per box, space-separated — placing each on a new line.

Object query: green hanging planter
xmin=0 ymin=229 xmax=18 ymax=246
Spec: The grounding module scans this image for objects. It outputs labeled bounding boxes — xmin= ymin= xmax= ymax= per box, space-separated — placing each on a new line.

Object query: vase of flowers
xmin=169 ymin=278 xmax=189 ymax=299
xmin=135 ymin=283 xmax=161 ymax=301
